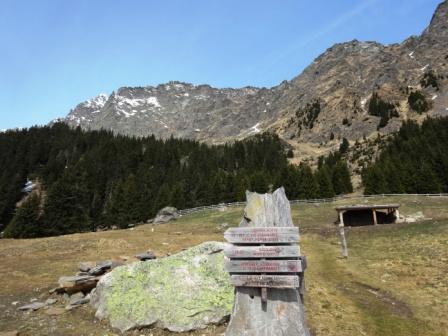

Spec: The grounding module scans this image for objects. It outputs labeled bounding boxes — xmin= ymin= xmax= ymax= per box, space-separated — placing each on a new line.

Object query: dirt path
xmin=302 ymin=227 xmax=445 ymax=336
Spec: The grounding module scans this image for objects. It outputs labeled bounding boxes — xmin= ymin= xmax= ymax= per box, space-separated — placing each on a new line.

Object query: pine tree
xmin=297 ymin=163 xmax=318 ymax=199
xmin=332 ymin=161 xmax=353 ymax=194
xmin=41 ymin=172 xmax=90 ymax=236
xmin=4 ymin=194 xmax=42 ymax=238
xmin=316 ymin=167 xmax=335 ymax=198
xmin=339 ymin=138 xmax=349 ymax=154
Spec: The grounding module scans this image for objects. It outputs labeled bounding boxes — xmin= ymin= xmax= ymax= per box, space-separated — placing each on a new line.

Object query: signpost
xmin=224 ymin=227 xmax=299 ymax=243
xmin=230 ymin=275 xmax=300 ymax=288
xmin=224 ymin=187 xmax=309 ymax=336
xmin=224 ymin=245 xmax=300 ymax=258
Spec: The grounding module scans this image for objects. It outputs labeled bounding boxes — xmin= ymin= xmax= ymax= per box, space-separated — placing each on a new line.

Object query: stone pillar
xmin=225 ymin=188 xmax=310 ymax=336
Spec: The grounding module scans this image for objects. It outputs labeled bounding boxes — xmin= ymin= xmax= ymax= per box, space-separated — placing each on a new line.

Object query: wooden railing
xmin=177 ymin=193 xmax=448 ymax=216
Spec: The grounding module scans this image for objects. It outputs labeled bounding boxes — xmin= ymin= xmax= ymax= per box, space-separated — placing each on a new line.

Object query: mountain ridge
xmin=56 ymin=1 xmax=448 ymax=150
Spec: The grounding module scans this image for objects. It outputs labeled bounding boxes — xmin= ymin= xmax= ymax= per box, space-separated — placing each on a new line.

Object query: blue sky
xmin=0 ymin=0 xmax=441 ymax=129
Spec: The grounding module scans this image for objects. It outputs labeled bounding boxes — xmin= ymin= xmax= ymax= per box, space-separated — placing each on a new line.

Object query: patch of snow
xmin=194 ymin=129 xmax=201 ymax=132
xmin=146 ymin=97 xmax=161 ymax=107
xmin=121 ymin=110 xmax=137 ymax=118
xmin=184 ymin=93 xmax=189 ymax=97
xmin=420 ymin=64 xmax=429 ymax=72
xmin=263 ymin=109 xmax=267 ymax=113
xmin=22 ymin=180 xmax=35 ymax=193
xmin=361 ymin=97 xmax=368 ymax=108
xmin=432 ymin=95 xmax=438 ymax=100
xmin=84 ymin=93 xmax=108 ymax=109
xmin=446 ymin=107 xmax=448 ymax=111
xmin=114 ymin=96 xmax=162 ymax=117
xmin=158 ymin=120 xmax=169 ymax=129
xmin=195 ymin=94 xmax=209 ymax=100
xmin=266 ymin=102 xmax=270 ymax=106
xmin=250 ymin=123 xmax=261 ymax=134
xmin=408 ymin=51 xmax=415 ymax=59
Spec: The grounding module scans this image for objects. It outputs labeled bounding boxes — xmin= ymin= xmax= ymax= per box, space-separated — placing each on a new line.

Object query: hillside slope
xmin=55 ymin=1 xmax=448 ymax=149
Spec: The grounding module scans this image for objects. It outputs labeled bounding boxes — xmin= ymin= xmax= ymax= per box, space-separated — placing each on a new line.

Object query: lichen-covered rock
xmin=153 ymin=206 xmax=179 ymax=224
xmin=91 ymin=241 xmax=233 ymax=333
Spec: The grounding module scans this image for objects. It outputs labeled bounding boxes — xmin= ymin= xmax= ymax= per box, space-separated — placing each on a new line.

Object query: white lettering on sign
xmin=230 ymin=275 xmax=300 ymax=288
xmin=224 ymin=227 xmax=299 ymax=243
xmin=224 ymin=245 xmax=300 ymax=258
xmin=226 ymin=259 xmax=302 ymax=273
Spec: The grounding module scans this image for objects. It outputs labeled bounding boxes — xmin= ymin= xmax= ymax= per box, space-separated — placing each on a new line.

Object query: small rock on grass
xmin=135 ymin=251 xmax=156 ymax=261
xmin=17 ymin=302 xmax=45 ymax=311
xmin=79 ymin=261 xmax=96 ymax=272
xmin=69 ymin=292 xmax=90 ymax=306
xmin=45 ymin=307 xmax=66 ymax=316
xmin=45 ymin=298 xmax=57 ymax=305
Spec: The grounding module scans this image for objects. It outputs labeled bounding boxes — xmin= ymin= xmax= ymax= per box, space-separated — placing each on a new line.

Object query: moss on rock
xmin=91 ymin=241 xmax=233 ymax=332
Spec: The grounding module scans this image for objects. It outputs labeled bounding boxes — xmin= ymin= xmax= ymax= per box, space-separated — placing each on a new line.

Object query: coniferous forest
xmin=362 ymin=118 xmax=448 ymax=195
xmin=0 ymin=123 xmax=352 ymax=238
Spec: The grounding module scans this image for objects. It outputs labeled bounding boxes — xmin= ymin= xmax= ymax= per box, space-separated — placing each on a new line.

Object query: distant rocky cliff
xmin=56 ymin=1 xmax=448 ymax=149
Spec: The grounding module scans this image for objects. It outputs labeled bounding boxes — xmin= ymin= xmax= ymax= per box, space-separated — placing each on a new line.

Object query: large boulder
xmin=91 ymin=242 xmax=233 ymax=333
xmin=153 ymin=206 xmax=179 ymax=224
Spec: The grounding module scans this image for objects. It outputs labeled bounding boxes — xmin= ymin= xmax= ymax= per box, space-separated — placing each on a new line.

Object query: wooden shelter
xmin=336 ymin=204 xmax=400 ymax=227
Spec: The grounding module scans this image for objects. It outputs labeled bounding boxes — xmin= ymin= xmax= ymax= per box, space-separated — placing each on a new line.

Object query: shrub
xmin=368 ymin=93 xmax=398 ymax=129
xmin=408 ymin=91 xmax=431 ymax=114
xmin=420 ymin=71 xmax=439 ymax=90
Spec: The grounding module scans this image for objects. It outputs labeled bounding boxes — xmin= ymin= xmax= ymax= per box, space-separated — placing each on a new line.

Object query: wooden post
xmin=338 ymin=211 xmax=348 ymax=258
xmin=339 ymin=211 xmax=344 ymax=226
xmin=372 ymin=209 xmax=378 ymax=225
xmin=224 ymin=187 xmax=309 ymax=336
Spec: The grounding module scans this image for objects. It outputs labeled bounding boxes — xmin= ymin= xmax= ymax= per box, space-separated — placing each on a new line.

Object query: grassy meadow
xmin=0 ymin=195 xmax=447 ymax=336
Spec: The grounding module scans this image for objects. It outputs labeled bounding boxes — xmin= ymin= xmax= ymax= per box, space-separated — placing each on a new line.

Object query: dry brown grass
xmin=0 ymin=195 xmax=447 ymax=335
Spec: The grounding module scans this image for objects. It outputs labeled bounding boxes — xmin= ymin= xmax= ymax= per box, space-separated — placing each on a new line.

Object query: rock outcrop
xmin=91 ymin=241 xmax=233 ymax=333
xmin=153 ymin=206 xmax=179 ymax=224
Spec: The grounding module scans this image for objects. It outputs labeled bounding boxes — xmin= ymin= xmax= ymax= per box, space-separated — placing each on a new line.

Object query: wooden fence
xmin=177 ymin=193 xmax=448 ymax=216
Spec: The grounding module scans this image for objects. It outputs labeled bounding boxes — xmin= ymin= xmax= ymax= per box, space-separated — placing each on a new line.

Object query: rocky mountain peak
xmin=425 ymin=0 xmax=448 ymax=36
xmin=56 ymin=1 xmax=448 ymax=156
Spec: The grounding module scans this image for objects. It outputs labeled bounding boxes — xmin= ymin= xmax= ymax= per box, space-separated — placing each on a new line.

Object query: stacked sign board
xmin=224 ymin=227 xmax=303 ymax=292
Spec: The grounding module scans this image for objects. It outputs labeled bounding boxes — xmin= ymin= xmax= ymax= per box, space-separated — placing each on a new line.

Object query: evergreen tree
xmin=339 ymin=138 xmax=349 ymax=154
xmin=0 ymin=123 xmax=359 ymax=238
xmin=332 ymin=161 xmax=353 ymax=195
xmin=297 ymin=163 xmax=319 ymax=199
xmin=41 ymin=172 xmax=90 ymax=236
xmin=316 ymin=167 xmax=335 ymax=198
xmin=3 ymin=194 xmax=42 ymax=238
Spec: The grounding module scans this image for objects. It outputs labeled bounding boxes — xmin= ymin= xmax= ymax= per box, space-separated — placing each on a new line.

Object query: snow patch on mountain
xmin=84 ymin=94 xmax=109 ymax=109
xmin=250 ymin=123 xmax=261 ymax=134
xmin=116 ymin=96 xmax=161 ymax=108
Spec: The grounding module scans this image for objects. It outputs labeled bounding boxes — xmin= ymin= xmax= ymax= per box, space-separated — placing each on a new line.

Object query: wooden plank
xmin=230 ymin=275 xmax=300 ymax=288
xmin=224 ymin=227 xmax=299 ymax=243
xmin=226 ymin=259 xmax=302 ymax=273
xmin=224 ymin=245 xmax=300 ymax=258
